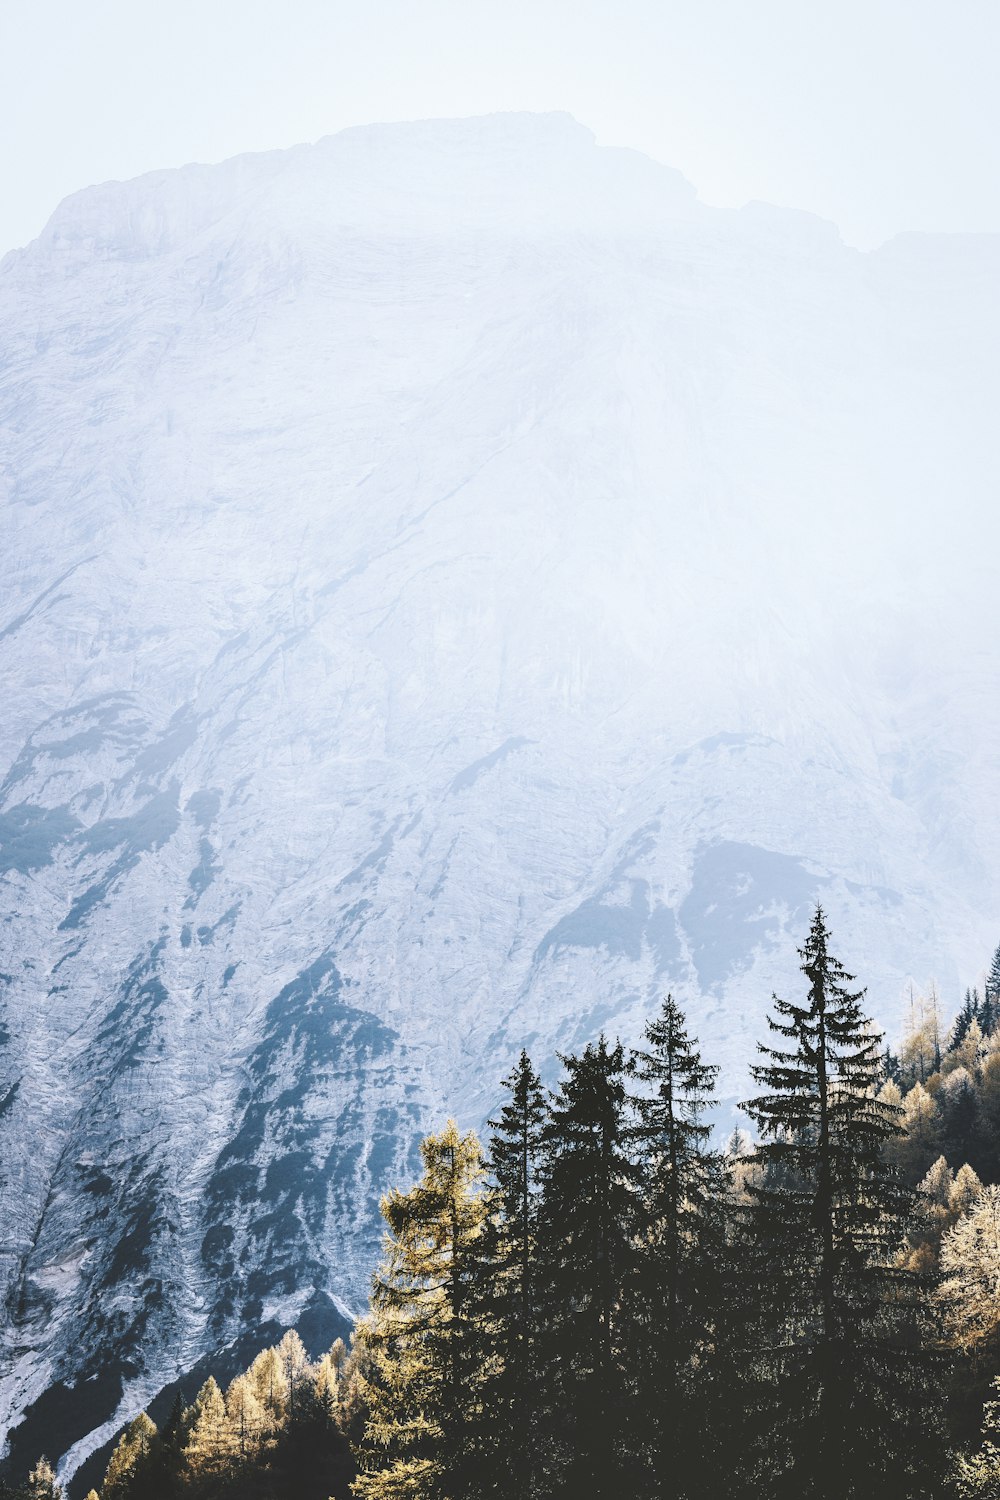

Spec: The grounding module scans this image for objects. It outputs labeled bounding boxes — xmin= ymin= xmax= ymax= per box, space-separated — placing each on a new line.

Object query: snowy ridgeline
xmin=0 ymin=112 xmax=998 ymax=1480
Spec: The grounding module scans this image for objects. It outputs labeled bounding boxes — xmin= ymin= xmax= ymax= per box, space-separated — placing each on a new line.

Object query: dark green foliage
xmin=979 ymin=987 xmax=997 ymax=1038
xmin=271 ymin=1377 xmax=354 ymax=1500
xmin=535 ymin=1035 xmax=641 ymax=1498
xmin=941 ymin=1076 xmax=982 ymax=1175
xmin=984 ymin=947 xmax=1000 ymax=1034
xmin=475 ymin=1050 xmax=550 ymax=1498
xmin=951 ymin=989 xmax=981 ymax=1052
xmin=146 ymin=1395 xmax=189 ymax=1500
xmin=103 ymin=1413 xmax=161 ymax=1499
xmin=628 ymin=995 xmax=727 ymax=1499
xmin=741 ymin=909 xmax=943 ymax=1499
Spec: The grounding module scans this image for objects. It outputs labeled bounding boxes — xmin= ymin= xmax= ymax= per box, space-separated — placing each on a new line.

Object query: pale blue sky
xmin=2 ymin=0 xmax=998 ymax=254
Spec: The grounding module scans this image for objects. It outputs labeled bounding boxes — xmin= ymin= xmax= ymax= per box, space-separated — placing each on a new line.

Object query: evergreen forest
xmin=12 ymin=911 xmax=1000 ymax=1500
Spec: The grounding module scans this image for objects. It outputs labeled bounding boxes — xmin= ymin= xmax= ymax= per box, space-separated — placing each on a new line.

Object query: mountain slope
xmin=1 ymin=112 xmax=998 ymax=1479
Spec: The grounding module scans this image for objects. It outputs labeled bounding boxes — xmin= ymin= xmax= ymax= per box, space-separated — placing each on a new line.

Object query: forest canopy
xmin=9 ymin=912 xmax=1000 ymax=1500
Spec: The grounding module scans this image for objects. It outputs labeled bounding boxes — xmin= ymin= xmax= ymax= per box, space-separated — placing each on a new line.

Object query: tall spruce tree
xmin=974 ymin=984 xmax=996 ymax=1039
xmin=476 ymin=1050 xmax=549 ymax=1499
xmin=352 ymin=1120 xmax=487 ymax=1500
xmin=742 ymin=908 xmax=942 ymax=1500
xmin=628 ymin=994 xmax=726 ymax=1500
xmin=150 ymin=1393 xmax=191 ymax=1499
xmin=985 ymin=945 xmax=1000 ymax=1026
xmin=536 ymin=1036 xmax=640 ymax=1499
xmin=103 ymin=1413 xmax=159 ymax=1500
xmin=940 ymin=1073 xmax=982 ymax=1175
xmin=951 ymin=989 xmax=980 ymax=1053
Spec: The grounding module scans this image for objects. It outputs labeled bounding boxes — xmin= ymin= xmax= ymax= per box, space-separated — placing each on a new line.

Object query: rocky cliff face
xmin=1 ymin=112 xmax=998 ymax=1480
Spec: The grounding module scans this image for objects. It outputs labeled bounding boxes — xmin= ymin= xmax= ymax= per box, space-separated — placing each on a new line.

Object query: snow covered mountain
xmin=1 ymin=112 xmax=998 ymax=1481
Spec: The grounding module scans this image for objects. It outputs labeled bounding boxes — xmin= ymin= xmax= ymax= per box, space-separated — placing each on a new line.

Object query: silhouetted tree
xmin=536 ymin=1036 xmax=640 ymax=1498
xmin=629 ymin=994 xmax=726 ymax=1498
xmin=742 ymin=908 xmax=942 ymax=1499
xmin=474 ymin=1050 xmax=549 ymax=1498
xmin=352 ymin=1121 xmax=488 ymax=1500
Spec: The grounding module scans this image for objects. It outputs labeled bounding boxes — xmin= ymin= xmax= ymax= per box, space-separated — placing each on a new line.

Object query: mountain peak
xmin=20 ymin=110 xmax=702 ymax=267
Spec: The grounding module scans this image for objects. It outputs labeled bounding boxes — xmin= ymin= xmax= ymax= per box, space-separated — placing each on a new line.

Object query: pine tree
xmin=145 ymin=1392 xmax=189 ymax=1500
xmin=888 ymin=1081 xmax=942 ymax=1184
xmin=724 ymin=1126 xmax=760 ymax=1208
xmin=24 ymin=1459 xmax=63 ymax=1500
xmin=312 ymin=1347 xmax=341 ymax=1411
xmin=983 ymin=942 xmax=1000 ymax=1002
xmin=476 ymin=1050 xmax=549 ymax=1499
xmin=985 ymin=944 xmax=1000 ymax=1016
xmin=950 ymin=1016 xmax=985 ymax=1077
xmin=339 ymin=1330 xmax=375 ymax=1452
xmin=928 ymin=983 xmax=944 ymax=1072
xmin=975 ymin=1044 xmax=1000 ymax=1181
xmin=278 ymin=1328 xmax=310 ymax=1423
xmin=974 ymin=982 xmax=995 ymax=1038
xmin=939 ymin=1185 xmax=1000 ymax=1360
xmin=940 ymin=1071 xmax=982 ymax=1174
xmin=183 ymin=1377 xmax=230 ymax=1491
xmin=276 ymin=1357 xmax=355 ymax=1500
xmin=901 ymin=987 xmax=939 ymax=1086
xmin=921 ymin=1154 xmax=955 ymax=1205
xmin=352 ymin=1120 xmax=487 ymax=1500
xmin=536 ymin=1035 xmax=640 ymax=1499
xmin=249 ymin=1343 xmax=289 ymax=1434
xmin=103 ymin=1413 xmax=158 ymax=1500
xmin=951 ymin=990 xmax=980 ymax=1053
xmin=628 ymin=994 xmax=724 ymax=1499
xmin=950 ymin=1162 xmax=985 ymax=1218
xmin=741 ymin=907 xmax=942 ymax=1499
xmin=225 ymin=1372 xmax=266 ymax=1462
xmin=903 ymin=1156 xmax=954 ymax=1273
